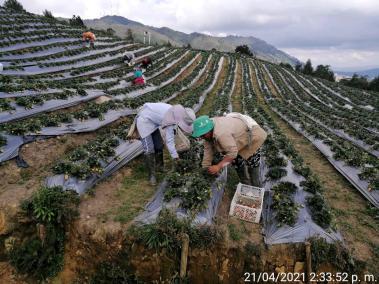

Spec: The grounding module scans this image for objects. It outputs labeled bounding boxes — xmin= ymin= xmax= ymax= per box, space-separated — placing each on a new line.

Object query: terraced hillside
xmin=0 ymin=7 xmax=378 ymax=283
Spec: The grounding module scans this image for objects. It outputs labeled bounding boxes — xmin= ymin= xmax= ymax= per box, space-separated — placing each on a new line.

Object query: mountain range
xmin=335 ymin=68 xmax=379 ymax=79
xmin=84 ymin=15 xmax=300 ymax=65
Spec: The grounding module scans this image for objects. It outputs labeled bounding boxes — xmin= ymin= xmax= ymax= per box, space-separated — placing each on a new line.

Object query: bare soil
xmin=174 ymin=53 xmax=202 ymax=82
xmin=152 ymin=52 xmax=196 ymax=82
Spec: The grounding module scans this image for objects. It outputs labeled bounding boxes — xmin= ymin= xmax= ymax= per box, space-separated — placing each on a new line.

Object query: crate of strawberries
xmin=229 ymin=183 xmax=265 ymax=223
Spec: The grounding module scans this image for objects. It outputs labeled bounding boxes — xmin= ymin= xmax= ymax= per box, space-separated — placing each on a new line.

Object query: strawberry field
xmin=0 ymin=6 xmax=378 ymax=283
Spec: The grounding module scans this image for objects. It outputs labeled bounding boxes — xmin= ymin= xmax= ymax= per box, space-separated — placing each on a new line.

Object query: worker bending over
xmin=128 ymin=103 xmax=196 ymax=185
xmin=123 ymin=52 xmax=135 ymax=66
xmin=140 ymin=56 xmax=152 ymax=69
xmin=192 ymin=113 xmax=267 ymax=187
xmin=133 ymin=67 xmax=145 ymax=85
xmin=82 ymin=31 xmax=96 ymax=48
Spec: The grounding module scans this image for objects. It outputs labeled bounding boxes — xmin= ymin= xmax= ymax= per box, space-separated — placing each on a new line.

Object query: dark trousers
xmin=141 ymin=129 xmax=163 ymax=154
xmin=233 ymin=149 xmax=262 ymax=187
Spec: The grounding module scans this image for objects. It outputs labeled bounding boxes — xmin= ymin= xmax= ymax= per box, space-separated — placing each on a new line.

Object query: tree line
xmin=340 ymin=74 xmax=379 ymax=92
xmin=293 ymin=59 xmax=336 ymax=82
xmin=281 ymin=59 xmax=379 ymax=92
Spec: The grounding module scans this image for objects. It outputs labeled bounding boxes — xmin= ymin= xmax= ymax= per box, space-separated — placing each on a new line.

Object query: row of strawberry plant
xmin=254 ymin=61 xmax=378 ymax=199
xmin=248 ymin=59 xmax=334 ymax=228
xmin=163 ymin=54 xmax=230 ymax=214
xmin=0 ymin=37 xmax=120 ymax=57
xmin=149 ymin=50 xmax=196 ymax=85
xmin=108 ymin=50 xmax=197 ymax=96
xmin=52 ymin=124 xmax=129 ymax=179
xmin=260 ymin=62 xmax=378 ymax=174
xmin=175 ymin=53 xmax=221 ymax=108
xmin=38 ymin=44 xmax=139 ymax=68
xmin=0 ymin=52 xmax=205 ymax=135
xmin=0 ymin=26 xmax=83 ymax=41
xmin=209 ymin=56 xmax=237 ymax=116
xmin=7 ymin=41 xmax=129 ymax=64
xmin=316 ymin=77 xmax=379 ymax=108
xmin=290 ymin=67 xmax=377 ymax=127
xmin=67 ymin=46 xmax=159 ymax=77
xmin=0 ymin=88 xmax=87 ymax=110
xmin=163 ymin=142 xmax=215 ymax=213
xmin=281 ymin=67 xmax=378 ymax=130
xmin=265 ymin=63 xmax=378 ymax=152
xmin=0 ymin=33 xmax=83 ymax=48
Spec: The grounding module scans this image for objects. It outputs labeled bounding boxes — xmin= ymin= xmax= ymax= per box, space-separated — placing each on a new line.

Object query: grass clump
xmin=130 ymin=209 xmax=223 ymax=253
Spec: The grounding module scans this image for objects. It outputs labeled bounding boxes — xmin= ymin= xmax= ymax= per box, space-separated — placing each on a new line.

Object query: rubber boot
xmin=155 ymin=150 xmax=164 ymax=172
xmin=144 ymin=153 xmax=157 ymax=186
xmin=235 ymin=164 xmax=251 ymax=185
xmin=248 ymin=165 xmax=261 ymax=187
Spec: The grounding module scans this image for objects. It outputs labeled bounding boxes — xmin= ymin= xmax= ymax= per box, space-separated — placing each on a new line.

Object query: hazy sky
xmin=3 ymin=0 xmax=379 ymax=70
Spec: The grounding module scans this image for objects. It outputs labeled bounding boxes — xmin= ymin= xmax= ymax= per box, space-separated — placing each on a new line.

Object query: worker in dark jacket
xmin=140 ymin=56 xmax=152 ymax=69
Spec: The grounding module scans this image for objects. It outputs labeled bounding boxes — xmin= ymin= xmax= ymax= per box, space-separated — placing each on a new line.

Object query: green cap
xmin=192 ymin=115 xmax=214 ymax=138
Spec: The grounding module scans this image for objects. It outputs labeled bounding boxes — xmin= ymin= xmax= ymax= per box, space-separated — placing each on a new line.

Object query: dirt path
xmin=198 ymin=56 xmax=228 ymax=116
xmin=231 ymin=59 xmax=243 ymax=113
xmin=152 ymin=51 xmax=196 ymax=82
xmin=173 ymin=53 xmax=202 ymax=82
xmin=249 ymin=62 xmax=379 ymax=272
xmin=222 ymin=63 xmax=264 ymax=246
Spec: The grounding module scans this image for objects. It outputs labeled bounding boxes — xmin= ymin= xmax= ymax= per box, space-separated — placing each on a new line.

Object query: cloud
xmin=282 ymin=47 xmax=379 ymax=70
xmin=2 ymin=0 xmax=379 ymax=68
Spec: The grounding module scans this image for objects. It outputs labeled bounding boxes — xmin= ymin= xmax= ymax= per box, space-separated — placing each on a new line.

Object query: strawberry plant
xmin=270 ymin=182 xmax=299 ymax=226
xmin=164 ymin=142 xmax=214 ymax=214
xmin=0 ymin=134 xmax=7 ymax=147
xmin=51 ymin=125 xmax=126 ymax=180
xmin=272 ymin=182 xmax=297 ymax=194
xmin=300 ymin=175 xmax=322 ymax=194
xmin=306 ymin=193 xmax=332 ymax=228
xmin=271 ymin=194 xmax=298 ymax=226
xmin=0 ymin=98 xmax=15 ymax=112
xmin=266 ymin=167 xmax=287 ymax=180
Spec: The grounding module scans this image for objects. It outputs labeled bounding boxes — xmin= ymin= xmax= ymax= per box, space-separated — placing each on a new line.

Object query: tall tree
xmin=3 ymin=0 xmax=25 ymax=12
xmin=279 ymin=62 xmax=293 ymax=70
xmin=43 ymin=10 xmax=55 ymax=21
xmin=106 ymin=28 xmax=115 ymax=36
xmin=235 ymin=45 xmax=254 ymax=57
xmin=303 ymin=59 xmax=313 ymax=75
xmin=313 ymin=64 xmax=335 ymax=82
xmin=126 ymin=28 xmax=134 ymax=42
xmin=295 ymin=63 xmax=303 ymax=72
xmin=69 ymin=15 xmax=85 ymax=28
xmin=368 ymin=76 xmax=379 ymax=92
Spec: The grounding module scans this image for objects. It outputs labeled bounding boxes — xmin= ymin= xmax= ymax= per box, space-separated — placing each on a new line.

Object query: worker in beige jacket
xmin=192 ymin=114 xmax=267 ymax=186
